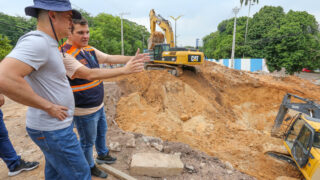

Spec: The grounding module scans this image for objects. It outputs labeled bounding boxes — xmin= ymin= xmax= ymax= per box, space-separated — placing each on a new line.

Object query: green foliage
xmin=203 ymin=6 xmax=320 ymax=74
xmin=0 ymin=34 xmax=12 ymax=60
xmin=87 ymin=12 xmax=149 ymax=55
xmin=0 ymin=12 xmax=36 ymax=46
xmin=0 ymin=10 xmax=149 ymax=56
xmin=203 ymin=17 xmax=247 ymax=59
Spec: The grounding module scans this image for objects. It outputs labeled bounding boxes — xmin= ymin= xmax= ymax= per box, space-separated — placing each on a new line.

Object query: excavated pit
xmin=111 ymin=61 xmax=320 ymax=179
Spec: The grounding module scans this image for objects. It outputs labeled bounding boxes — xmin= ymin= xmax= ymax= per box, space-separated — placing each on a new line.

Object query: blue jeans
xmin=27 ymin=123 xmax=91 ymax=180
xmin=74 ymin=107 xmax=109 ymax=168
xmin=0 ymin=109 xmax=21 ymax=171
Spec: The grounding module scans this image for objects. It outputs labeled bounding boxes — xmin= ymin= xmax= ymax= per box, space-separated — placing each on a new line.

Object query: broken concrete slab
xmin=130 ymin=153 xmax=184 ymax=177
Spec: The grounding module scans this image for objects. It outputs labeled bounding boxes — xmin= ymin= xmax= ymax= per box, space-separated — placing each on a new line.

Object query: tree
xmin=0 ymin=10 xmax=149 ymax=56
xmin=0 ymin=34 xmax=12 ymax=60
xmin=262 ymin=10 xmax=320 ymax=73
xmin=247 ymin=6 xmax=286 ymax=58
xmin=240 ymin=0 xmax=259 ymax=6
xmin=202 ymin=17 xmax=247 ymax=59
xmin=83 ymin=12 xmax=150 ymax=56
xmin=0 ymin=13 xmax=36 ymax=46
xmin=203 ymin=6 xmax=320 ymax=74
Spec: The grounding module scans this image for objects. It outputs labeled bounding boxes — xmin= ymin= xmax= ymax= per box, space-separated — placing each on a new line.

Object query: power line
xmin=0 ymin=20 xmax=32 ymax=31
xmin=0 ymin=28 xmax=23 ymax=34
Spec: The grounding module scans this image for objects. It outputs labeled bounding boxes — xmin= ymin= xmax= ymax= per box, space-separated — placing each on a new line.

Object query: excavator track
xmin=265 ymin=151 xmax=296 ymax=167
xmin=145 ymin=63 xmax=183 ymax=76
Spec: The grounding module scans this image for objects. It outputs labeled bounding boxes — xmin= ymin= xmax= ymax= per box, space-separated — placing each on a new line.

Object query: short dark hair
xmin=71 ymin=18 xmax=88 ymax=33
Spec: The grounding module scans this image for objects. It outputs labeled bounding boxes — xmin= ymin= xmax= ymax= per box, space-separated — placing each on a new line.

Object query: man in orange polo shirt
xmin=61 ymin=18 xmax=149 ymax=178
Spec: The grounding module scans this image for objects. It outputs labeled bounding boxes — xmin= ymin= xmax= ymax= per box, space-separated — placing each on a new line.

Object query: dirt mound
xmin=113 ymin=61 xmax=320 ymax=179
xmin=0 ymin=84 xmax=254 ymax=180
xmin=1 ymin=61 xmax=318 ymax=179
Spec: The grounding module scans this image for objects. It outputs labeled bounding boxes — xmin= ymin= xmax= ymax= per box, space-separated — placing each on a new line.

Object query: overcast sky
xmin=1 ymin=0 xmax=319 ymax=46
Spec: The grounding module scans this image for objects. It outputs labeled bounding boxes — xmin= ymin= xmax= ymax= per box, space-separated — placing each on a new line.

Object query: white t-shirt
xmin=7 ymin=30 xmax=75 ymax=131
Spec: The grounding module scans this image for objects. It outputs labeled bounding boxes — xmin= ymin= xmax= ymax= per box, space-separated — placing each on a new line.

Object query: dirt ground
xmin=1 ymin=61 xmax=319 ymax=179
xmin=112 ymin=61 xmax=320 ymax=180
xmin=0 ymin=80 xmax=254 ymax=180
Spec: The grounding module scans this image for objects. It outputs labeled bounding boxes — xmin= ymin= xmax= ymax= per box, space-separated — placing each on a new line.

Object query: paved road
xmin=295 ymin=72 xmax=320 ymax=85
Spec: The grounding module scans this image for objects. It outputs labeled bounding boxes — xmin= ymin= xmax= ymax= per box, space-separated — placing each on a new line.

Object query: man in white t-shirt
xmin=0 ymin=1 xmax=91 ymax=179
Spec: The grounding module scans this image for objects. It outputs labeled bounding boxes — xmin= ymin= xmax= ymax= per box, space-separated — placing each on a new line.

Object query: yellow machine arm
xmin=149 ymin=9 xmax=174 ymax=48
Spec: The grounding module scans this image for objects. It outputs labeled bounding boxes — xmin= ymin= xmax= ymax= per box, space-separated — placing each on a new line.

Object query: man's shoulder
xmin=83 ymin=46 xmax=95 ymax=52
xmin=20 ymin=31 xmax=53 ymax=45
xmin=17 ymin=31 xmax=47 ymax=46
xmin=7 ymin=31 xmax=54 ymax=71
xmin=62 ymin=43 xmax=80 ymax=57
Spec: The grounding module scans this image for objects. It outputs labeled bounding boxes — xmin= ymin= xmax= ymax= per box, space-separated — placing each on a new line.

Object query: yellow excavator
xmin=270 ymin=93 xmax=320 ymax=180
xmin=145 ymin=9 xmax=204 ymax=76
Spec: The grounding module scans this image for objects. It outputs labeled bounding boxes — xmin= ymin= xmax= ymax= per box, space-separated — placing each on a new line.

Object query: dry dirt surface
xmin=0 ymin=80 xmax=254 ymax=180
xmin=112 ymin=61 xmax=320 ymax=180
xmin=1 ymin=61 xmax=319 ymax=180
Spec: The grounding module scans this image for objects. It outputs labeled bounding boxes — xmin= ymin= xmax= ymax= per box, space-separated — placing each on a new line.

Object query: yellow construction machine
xmin=145 ymin=9 xmax=204 ymax=76
xmin=270 ymin=93 xmax=320 ymax=180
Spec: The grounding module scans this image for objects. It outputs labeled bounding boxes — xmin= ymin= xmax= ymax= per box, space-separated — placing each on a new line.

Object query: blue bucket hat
xmin=25 ymin=0 xmax=81 ymax=19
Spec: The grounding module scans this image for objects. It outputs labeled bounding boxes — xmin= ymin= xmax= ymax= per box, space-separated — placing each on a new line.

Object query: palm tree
xmin=240 ymin=0 xmax=259 ymax=6
xmin=241 ymin=0 xmax=259 ymax=46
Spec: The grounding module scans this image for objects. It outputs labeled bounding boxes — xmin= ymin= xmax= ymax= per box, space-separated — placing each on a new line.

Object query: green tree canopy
xmin=89 ymin=13 xmax=149 ymax=55
xmin=0 ymin=10 xmax=149 ymax=56
xmin=0 ymin=34 xmax=12 ymax=60
xmin=0 ymin=13 xmax=36 ymax=46
xmin=203 ymin=6 xmax=320 ymax=74
xmin=203 ymin=16 xmax=248 ymax=59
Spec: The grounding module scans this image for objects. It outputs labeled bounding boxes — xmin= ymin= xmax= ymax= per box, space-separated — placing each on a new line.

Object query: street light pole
xmin=119 ymin=12 xmax=130 ymax=55
xmin=170 ymin=15 xmax=183 ymax=47
xmin=231 ymin=7 xmax=240 ymax=69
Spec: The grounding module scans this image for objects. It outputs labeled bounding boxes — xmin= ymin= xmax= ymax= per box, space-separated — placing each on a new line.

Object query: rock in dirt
xmin=109 ymin=142 xmax=121 ymax=152
xmin=126 ymin=133 xmax=136 ymax=148
xmin=185 ymin=164 xmax=197 ymax=173
xmin=151 ymin=142 xmax=164 ymax=152
xmin=180 ymin=114 xmax=190 ymax=121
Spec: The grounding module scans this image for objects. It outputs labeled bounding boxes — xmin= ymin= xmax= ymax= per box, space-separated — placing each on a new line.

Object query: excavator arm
xmin=271 ymin=93 xmax=320 ymax=136
xmin=149 ymin=9 xmax=174 ymax=49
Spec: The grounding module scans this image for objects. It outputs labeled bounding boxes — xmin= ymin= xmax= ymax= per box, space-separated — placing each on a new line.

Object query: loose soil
xmin=1 ymin=61 xmax=319 ymax=180
xmin=113 ymin=61 xmax=320 ymax=180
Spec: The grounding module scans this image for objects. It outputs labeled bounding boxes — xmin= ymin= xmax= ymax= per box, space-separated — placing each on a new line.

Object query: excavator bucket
xmin=271 ymin=93 xmax=320 ymax=137
xmin=271 ymin=94 xmax=291 ymax=136
xmin=147 ymin=31 xmax=164 ymax=49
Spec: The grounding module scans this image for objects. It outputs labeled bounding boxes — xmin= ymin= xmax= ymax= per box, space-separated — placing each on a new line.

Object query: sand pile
xmin=112 ymin=61 xmax=320 ymax=179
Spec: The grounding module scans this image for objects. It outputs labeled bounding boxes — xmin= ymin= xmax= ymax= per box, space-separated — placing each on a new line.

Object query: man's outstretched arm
xmin=0 ymin=58 xmax=68 ymax=120
xmin=66 ymin=49 xmax=145 ymax=81
xmin=94 ymin=47 xmax=150 ymax=64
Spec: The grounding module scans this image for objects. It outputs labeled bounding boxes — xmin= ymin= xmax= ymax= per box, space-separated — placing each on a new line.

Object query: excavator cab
xmin=284 ymin=115 xmax=315 ymax=168
xmin=153 ymin=44 xmax=170 ymax=61
xmin=271 ymin=94 xmax=320 ymax=180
